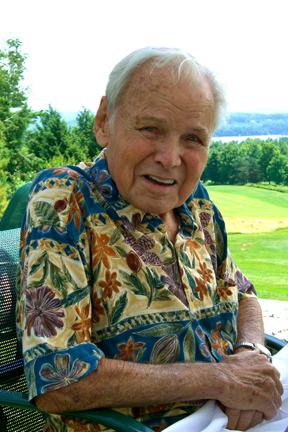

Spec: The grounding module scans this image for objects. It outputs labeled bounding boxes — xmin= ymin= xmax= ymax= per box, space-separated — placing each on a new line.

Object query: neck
xmin=159 ymin=211 xmax=179 ymax=243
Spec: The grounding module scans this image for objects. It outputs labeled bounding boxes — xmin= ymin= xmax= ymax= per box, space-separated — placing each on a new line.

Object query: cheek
xmin=183 ymin=151 xmax=208 ymax=185
xmin=185 ymin=152 xmax=205 ymax=172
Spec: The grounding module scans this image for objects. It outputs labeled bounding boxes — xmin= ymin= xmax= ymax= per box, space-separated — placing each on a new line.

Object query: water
xmin=212 ymin=134 xmax=288 ymax=143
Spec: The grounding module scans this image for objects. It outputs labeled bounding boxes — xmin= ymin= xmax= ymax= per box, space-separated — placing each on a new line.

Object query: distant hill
xmin=214 ymin=112 xmax=288 ymax=137
xmin=60 ymin=111 xmax=79 ymax=127
xmin=242 ymin=109 xmax=288 ymax=114
xmin=58 ymin=111 xmax=288 ymax=137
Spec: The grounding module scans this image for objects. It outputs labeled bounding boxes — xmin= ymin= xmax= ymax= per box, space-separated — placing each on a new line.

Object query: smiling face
xmin=94 ymin=62 xmax=215 ymax=217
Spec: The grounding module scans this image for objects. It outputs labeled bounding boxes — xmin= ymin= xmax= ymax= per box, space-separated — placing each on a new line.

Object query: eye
xmin=144 ymin=127 xmax=155 ymax=133
xmin=139 ymin=126 xmax=158 ymax=138
xmin=187 ymin=135 xmax=200 ymax=142
xmin=185 ymin=135 xmax=206 ymax=148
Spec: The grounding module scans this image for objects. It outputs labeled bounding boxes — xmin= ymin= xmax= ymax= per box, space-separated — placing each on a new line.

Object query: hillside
xmin=214 ymin=112 xmax=288 ymax=137
xmin=59 ymin=111 xmax=288 ymax=138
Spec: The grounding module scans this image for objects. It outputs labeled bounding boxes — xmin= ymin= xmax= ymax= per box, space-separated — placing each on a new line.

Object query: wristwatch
xmin=233 ymin=342 xmax=272 ymax=362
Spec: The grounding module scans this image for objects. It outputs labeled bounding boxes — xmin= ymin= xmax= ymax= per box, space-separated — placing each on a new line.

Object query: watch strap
xmin=234 ymin=342 xmax=256 ymax=351
xmin=234 ymin=342 xmax=272 ymax=361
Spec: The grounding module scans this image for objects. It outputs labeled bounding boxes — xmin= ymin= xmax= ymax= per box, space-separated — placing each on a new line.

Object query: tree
xmin=0 ymin=169 xmax=8 ymax=217
xmin=247 ymin=157 xmax=261 ymax=183
xmin=258 ymin=141 xmax=278 ymax=182
xmin=72 ymin=108 xmax=101 ymax=160
xmin=218 ymin=143 xmax=240 ymax=184
xmin=26 ymin=105 xmax=87 ymax=162
xmin=0 ymin=38 xmax=37 ymax=195
xmin=279 ymin=140 xmax=288 ymax=156
xmin=267 ymin=153 xmax=288 ymax=184
xmin=202 ymin=149 xmax=222 ymax=184
xmin=26 ymin=106 xmax=69 ymax=160
xmin=234 ymin=155 xmax=250 ymax=184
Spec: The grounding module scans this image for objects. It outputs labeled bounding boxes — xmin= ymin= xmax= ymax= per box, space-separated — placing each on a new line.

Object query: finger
xmin=248 ymin=410 xmax=264 ymax=429
xmin=225 ymin=408 xmax=241 ymax=430
xmin=275 ymin=377 xmax=284 ymax=397
xmin=269 ymin=363 xmax=284 ymax=395
xmin=274 ymin=389 xmax=283 ymax=410
xmin=235 ymin=410 xmax=256 ymax=431
xmin=263 ymin=402 xmax=278 ymax=421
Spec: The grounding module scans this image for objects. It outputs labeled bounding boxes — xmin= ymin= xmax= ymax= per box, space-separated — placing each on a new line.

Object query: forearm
xmin=236 ymin=296 xmax=265 ymax=345
xmin=35 ymin=357 xmax=220 ymax=413
xmin=35 ymin=333 xmax=282 ymax=421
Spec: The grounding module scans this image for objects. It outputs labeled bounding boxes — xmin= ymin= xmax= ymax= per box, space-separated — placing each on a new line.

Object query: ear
xmin=94 ymin=96 xmax=109 ymax=148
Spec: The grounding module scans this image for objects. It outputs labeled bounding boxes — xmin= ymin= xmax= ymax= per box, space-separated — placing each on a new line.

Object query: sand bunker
xmin=225 ymin=218 xmax=288 ymax=233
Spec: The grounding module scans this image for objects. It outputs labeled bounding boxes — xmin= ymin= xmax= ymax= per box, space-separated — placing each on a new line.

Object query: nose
xmin=154 ymin=136 xmax=181 ymax=169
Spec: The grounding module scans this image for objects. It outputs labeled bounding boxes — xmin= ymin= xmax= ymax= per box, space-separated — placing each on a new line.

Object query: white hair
xmin=105 ymin=47 xmax=227 ymax=133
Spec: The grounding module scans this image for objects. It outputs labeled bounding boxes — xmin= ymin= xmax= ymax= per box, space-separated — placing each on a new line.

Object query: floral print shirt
xmin=16 ymin=151 xmax=256 ymax=432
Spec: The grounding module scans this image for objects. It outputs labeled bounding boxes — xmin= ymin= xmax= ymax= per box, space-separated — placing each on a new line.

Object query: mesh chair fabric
xmin=0 ymin=228 xmax=45 ymax=431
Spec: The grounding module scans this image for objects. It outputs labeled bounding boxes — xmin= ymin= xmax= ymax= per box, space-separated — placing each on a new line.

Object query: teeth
xmin=148 ymin=175 xmax=174 ymax=185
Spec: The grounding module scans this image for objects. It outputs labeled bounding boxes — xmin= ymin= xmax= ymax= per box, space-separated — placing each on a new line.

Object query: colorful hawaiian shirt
xmin=16 ymin=150 xmax=256 ymax=432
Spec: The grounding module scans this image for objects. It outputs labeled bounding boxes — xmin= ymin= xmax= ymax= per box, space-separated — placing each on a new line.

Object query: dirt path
xmin=225 ymin=218 xmax=288 ymax=233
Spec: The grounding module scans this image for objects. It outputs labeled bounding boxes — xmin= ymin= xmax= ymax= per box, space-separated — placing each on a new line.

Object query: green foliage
xmin=0 ymin=38 xmax=40 ymax=197
xmin=0 ymin=169 xmax=8 ymax=218
xmin=26 ymin=105 xmax=88 ymax=162
xmin=42 ymin=154 xmax=79 ymax=169
xmin=246 ymin=183 xmax=288 ymax=193
xmin=203 ymin=138 xmax=288 ymax=186
xmin=267 ymin=153 xmax=288 ymax=184
xmin=258 ymin=142 xmax=279 ymax=182
xmin=25 ymin=106 xmax=101 ymax=178
xmin=0 ymin=38 xmax=101 ymax=199
xmin=72 ymin=108 xmax=102 ymax=160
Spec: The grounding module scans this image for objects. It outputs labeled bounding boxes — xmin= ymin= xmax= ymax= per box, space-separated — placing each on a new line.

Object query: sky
xmin=1 ymin=0 xmax=288 ymax=115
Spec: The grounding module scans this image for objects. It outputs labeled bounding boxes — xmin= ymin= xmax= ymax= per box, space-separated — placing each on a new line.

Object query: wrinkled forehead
xmin=124 ymin=59 xmax=202 ymax=95
xmin=117 ymin=60 xmax=215 ymax=116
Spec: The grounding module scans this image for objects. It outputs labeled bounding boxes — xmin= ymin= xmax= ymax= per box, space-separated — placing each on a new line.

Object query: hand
xmin=217 ymin=350 xmax=283 ymax=421
xmin=221 ymin=407 xmax=264 ymax=431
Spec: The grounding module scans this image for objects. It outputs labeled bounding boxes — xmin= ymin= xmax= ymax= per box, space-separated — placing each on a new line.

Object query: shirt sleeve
xmin=16 ymin=167 xmax=104 ymax=401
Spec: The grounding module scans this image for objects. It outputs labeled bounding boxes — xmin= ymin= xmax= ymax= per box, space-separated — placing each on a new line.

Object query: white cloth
xmin=165 ymin=343 xmax=288 ymax=432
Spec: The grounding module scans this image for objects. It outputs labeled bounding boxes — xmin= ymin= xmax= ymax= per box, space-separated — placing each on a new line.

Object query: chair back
xmin=0 ymin=182 xmax=32 ymax=231
xmin=0 ymin=228 xmax=45 ymax=431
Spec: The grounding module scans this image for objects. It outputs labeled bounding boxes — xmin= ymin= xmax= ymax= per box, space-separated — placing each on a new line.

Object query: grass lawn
xmin=205 ymin=186 xmax=288 ymax=301
xmin=228 ymin=228 xmax=288 ymax=301
xmin=206 ymin=185 xmax=288 ymax=219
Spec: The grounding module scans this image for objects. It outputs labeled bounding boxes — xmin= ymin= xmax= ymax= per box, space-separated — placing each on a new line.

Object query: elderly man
xmin=16 ymin=47 xmax=283 ymax=432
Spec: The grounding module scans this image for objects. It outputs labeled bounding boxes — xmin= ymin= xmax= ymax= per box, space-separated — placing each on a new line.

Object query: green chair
xmin=0 ymin=228 xmax=153 ymax=432
xmin=0 ymin=182 xmax=32 ymax=231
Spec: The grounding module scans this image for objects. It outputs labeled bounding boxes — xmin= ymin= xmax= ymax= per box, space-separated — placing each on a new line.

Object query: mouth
xmin=144 ymin=175 xmax=176 ymax=186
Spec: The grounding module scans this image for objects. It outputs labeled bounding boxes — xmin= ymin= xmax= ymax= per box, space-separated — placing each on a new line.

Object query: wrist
xmin=233 ymin=346 xmax=249 ymax=354
xmin=233 ymin=342 xmax=272 ymax=361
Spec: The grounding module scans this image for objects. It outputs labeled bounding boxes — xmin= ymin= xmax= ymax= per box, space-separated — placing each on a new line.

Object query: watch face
xmin=255 ymin=343 xmax=272 ymax=357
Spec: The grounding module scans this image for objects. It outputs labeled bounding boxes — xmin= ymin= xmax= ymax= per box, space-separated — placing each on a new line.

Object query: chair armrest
xmin=265 ymin=333 xmax=287 ymax=352
xmin=0 ymin=390 xmax=153 ymax=432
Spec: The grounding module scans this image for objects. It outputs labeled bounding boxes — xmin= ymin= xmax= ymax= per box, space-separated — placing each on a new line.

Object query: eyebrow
xmin=135 ymin=116 xmax=210 ymax=139
xmin=135 ymin=115 xmax=168 ymax=124
xmin=190 ymin=127 xmax=210 ymax=136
